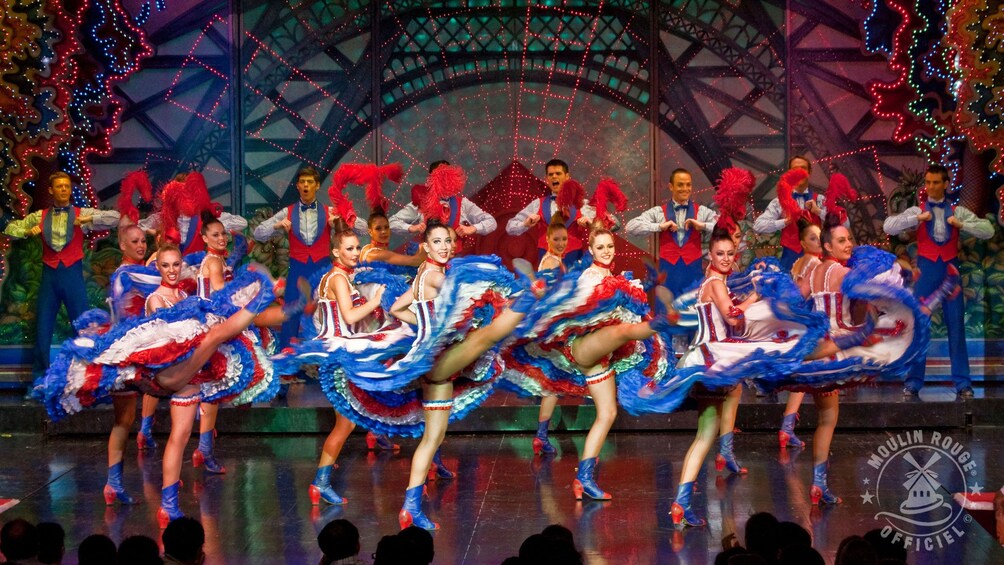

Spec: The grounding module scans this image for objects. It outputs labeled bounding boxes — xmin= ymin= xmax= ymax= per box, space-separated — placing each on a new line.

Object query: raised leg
xmin=570 ymin=322 xmax=654 ymax=369
xmin=154 ymin=308 xmax=258 ymax=391
xmin=427 ymin=308 xmax=526 ymax=383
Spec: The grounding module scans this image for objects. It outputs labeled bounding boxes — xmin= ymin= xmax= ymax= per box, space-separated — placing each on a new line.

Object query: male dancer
xmin=254 ymin=166 xmax=341 ymax=348
xmin=753 ymin=156 xmax=826 ymax=271
xmin=884 ymin=164 xmax=993 ymax=399
xmin=506 ymin=159 xmax=595 ymax=266
xmin=389 ymin=160 xmax=497 ymax=248
xmin=625 ymin=168 xmax=718 ymax=297
xmin=4 ymin=172 xmax=121 ymax=377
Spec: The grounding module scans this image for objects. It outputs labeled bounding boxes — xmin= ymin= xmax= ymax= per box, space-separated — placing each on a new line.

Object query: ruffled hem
xmin=502 ymin=266 xmax=671 ymax=397
xmin=40 ymin=269 xmax=277 ymax=421
xmin=757 ymin=247 xmax=929 ymax=393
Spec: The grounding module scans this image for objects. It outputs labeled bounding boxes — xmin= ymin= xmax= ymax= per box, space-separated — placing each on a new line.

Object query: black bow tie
xmin=927 ymin=201 xmax=946 ymax=209
xmin=53 ymin=206 xmax=70 ymax=213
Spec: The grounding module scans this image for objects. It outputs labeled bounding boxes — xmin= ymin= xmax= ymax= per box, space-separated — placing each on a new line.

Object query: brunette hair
xmin=200 ymin=210 xmax=224 ymax=235
xmin=367 ymin=210 xmax=389 ymax=228
xmin=423 ymin=218 xmax=450 ymax=241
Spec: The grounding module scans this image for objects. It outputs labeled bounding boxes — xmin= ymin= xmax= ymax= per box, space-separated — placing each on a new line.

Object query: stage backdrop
xmin=1 ymin=1 xmax=1002 ymax=374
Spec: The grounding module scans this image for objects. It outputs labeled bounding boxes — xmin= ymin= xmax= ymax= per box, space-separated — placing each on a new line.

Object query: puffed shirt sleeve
xmin=3 ymin=210 xmax=43 ymax=238
xmin=882 ymin=206 xmax=922 ymax=236
xmin=389 ymin=203 xmax=423 ymax=235
xmin=506 ymin=198 xmax=542 ymax=236
xmin=137 ymin=212 xmax=162 ymax=233
xmin=955 ymin=206 xmax=995 ymax=239
xmin=752 ymin=198 xmax=785 ymax=234
xmin=624 ymin=206 xmax=666 ymax=237
xmin=461 ymin=198 xmax=497 ymax=235
xmin=219 ymin=211 xmax=248 ymax=233
xmin=81 ymin=208 xmax=121 ymax=232
xmin=252 ymin=208 xmax=290 ymax=241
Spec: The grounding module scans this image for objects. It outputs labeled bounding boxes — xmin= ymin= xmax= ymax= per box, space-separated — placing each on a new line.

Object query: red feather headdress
xmin=776 ymin=168 xmax=810 ymax=225
xmin=824 ymin=173 xmax=858 ymax=225
xmin=363 ymin=163 xmax=403 ymax=214
xmin=118 ymin=169 xmax=152 ymax=224
xmin=161 ymin=171 xmax=217 ymax=234
xmin=713 ymin=168 xmax=755 ymax=234
xmin=327 ymin=165 xmax=364 ymax=228
xmin=591 ymin=178 xmax=627 ymax=229
xmin=420 ymin=165 xmax=466 ymax=222
xmin=555 ymin=179 xmax=585 ymax=222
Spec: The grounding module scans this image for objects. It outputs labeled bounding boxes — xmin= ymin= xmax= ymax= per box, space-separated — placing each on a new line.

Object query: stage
xmin=2 ymin=385 xmax=1002 ymax=564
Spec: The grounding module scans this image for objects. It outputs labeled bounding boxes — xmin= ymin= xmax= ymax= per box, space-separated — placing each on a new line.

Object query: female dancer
xmin=668 ymin=226 xmax=852 ymax=527
xmin=359 ymin=211 xmax=425 ymax=267
xmin=308 ymin=225 xmax=388 ymax=505
xmin=777 ymin=220 xmax=822 ymax=449
xmin=503 ymin=224 xmax=677 ymax=501
xmin=190 ymin=213 xmax=234 ymax=474
xmin=532 ymin=215 xmax=568 ymax=455
xmin=102 ymin=224 xmax=153 ymax=504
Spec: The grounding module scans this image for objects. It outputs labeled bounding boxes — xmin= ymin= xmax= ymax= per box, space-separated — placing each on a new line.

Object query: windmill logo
xmin=860 ymin=431 xmax=982 ymax=552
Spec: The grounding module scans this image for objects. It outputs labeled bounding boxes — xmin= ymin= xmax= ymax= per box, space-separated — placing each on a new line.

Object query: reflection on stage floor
xmin=2 ymin=429 xmax=1002 ymax=564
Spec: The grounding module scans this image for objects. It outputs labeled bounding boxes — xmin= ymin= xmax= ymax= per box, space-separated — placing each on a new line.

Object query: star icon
xmin=861 ymin=490 xmax=875 ymax=504
xmin=970 ymin=482 xmax=983 ymax=494
xmin=862 ymin=478 xmax=871 ymax=485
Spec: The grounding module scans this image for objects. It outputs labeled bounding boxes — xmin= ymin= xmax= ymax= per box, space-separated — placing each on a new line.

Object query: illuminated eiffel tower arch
xmin=96 ymin=1 xmax=909 ymax=240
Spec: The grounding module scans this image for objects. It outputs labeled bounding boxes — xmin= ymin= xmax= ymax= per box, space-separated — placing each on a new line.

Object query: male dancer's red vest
xmin=180 ymin=215 xmax=205 ymax=254
xmin=535 ymin=196 xmax=585 ymax=252
xmin=41 ymin=207 xmax=85 ymax=268
xmin=916 ymin=201 xmax=959 ymax=262
xmin=287 ymin=203 xmax=331 ymax=262
xmin=779 ymin=192 xmax=822 ymax=253
xmin=658 ymin=201 xmax=703 ymax=265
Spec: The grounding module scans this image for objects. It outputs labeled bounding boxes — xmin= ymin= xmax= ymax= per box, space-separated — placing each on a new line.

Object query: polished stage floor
xmin=2 ymin=427 xmax=1002 ymax=564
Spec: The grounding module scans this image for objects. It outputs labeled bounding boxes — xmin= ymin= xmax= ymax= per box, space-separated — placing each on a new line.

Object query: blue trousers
xmin=779 ymin=247 xmax=802 ymax=272
xmin=35 ymin=263 xmax=88 ymax=375
xmin=905 ymin=257 xmax=970 ymax=392
xmin=659 ymin=258 xmax=703 ymax=298
xmin=278 ymin=256 xmax=330 ymax=348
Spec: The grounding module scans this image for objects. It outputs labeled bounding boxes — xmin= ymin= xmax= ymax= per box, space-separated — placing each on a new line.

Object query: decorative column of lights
xmin=863 ymin=0 xmax=1001 ymax=200
xmin=0 ymin=0 xmax=152 ymax=288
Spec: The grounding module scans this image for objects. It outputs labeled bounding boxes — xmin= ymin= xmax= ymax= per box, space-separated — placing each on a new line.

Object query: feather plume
xmin=420 ymin=165 xmax=466 ymax=222
xmin=824 ymin=173 xmax=858 ymax=225
xmin=777 ymin=168 xmax=809 ymax=225
xmin=118 ymin=170 xmax=152 ymax=223
xmin=409 ymin=183 xmax=425 ymax=207
xmin=556 ymin=178 xmax=585 ymax=215
xmin=328 ymin=165 xmax=360 ymax=228
xmin=713 ymin=167 xmax=756 ymax=233
xmin=363 ymin=163 xmax=403 ymax=214
xmin=592 ymin=178 xmax=627 ymax=228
